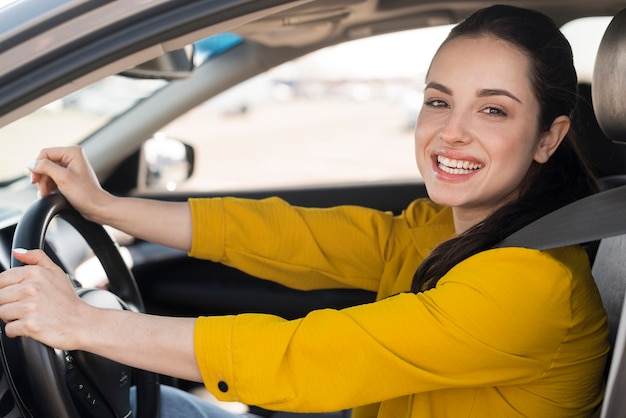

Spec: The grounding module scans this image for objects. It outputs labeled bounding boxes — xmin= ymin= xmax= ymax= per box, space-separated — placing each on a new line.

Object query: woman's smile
xmin=434 ymin=154 xmax=483 ymax=176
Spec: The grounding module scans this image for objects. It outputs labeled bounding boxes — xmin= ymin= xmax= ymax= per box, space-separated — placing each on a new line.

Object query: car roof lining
xmin=235 ymin=0 xmax=623 ymax=48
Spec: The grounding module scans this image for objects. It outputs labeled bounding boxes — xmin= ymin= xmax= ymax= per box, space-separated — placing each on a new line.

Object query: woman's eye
xmin=425 ymin=99 xmax=448 ymax=108
xmin=481 ymin=106 xmax=507 ymax=116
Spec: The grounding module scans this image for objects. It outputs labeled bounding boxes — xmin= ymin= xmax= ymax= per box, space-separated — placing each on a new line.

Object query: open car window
xmin=149 ymin=26 xmax=455 ymax=192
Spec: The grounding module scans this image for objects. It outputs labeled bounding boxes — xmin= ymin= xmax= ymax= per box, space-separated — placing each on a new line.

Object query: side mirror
xmin=139 ymin=133 xmax=195 ymax=191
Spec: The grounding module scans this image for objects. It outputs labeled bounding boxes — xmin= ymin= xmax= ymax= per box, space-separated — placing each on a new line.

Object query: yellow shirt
xmin=189 ymin=197 xmax=609 ymax=417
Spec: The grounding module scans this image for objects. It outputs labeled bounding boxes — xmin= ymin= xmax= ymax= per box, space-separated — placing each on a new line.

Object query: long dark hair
xmin=411 ymin=5 xmax=599 ymax=292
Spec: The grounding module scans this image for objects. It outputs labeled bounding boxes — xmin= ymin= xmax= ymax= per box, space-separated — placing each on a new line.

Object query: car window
xmin=0 ymin=76 xmax=167 ymax=184
xmin=560 ymin=17 xmax=611 ymax=83
xmin=155 ymin=26 xmax=454 ymax=192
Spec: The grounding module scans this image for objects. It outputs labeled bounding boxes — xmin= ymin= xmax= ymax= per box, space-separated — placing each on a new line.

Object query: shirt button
xmin=218 ymin=381 xmax=229 ymax=392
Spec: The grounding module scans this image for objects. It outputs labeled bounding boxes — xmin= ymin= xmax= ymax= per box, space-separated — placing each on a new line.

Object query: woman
xmin=0 ymin=4 xmax=609 ymax=417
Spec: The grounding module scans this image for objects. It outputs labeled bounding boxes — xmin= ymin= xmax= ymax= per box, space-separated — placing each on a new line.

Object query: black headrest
xmin=592 ymin=8 xmax=626 ymax=145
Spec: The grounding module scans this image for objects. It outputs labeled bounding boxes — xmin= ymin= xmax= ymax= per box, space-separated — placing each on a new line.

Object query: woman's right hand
xmin=28 ymin=146 xmax=112 ymax=222
xmin=29 ymin=145 xmax=193 ymax=251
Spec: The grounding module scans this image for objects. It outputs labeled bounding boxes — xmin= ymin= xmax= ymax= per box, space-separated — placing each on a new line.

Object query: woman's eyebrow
xmin=478 ymin=88 xmax=522 ymax=103
xmin=425 ymin=83 xmax=522 ymax=104
xmin=424 ymin=82 xmax=452 ymax=95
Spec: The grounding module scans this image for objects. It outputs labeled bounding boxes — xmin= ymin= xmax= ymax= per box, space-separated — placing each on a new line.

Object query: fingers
xmin=0 ymin=249 xmax=81 ymax=347
xmin=0 ymin=277 xmax=40 ymax=327
xmin=0 ymin=274 xmax=55 ymax=340
xmin=12 ymin=248 xmax=61 ymax=269
xmin=0 ymin=253 xmax=48 ymax=335
xmin=27 ymin=146 xmax=89 ymax=197
xmin=33 ymin=145 xmax=84 ymax=169
xmin=28 ymin=159 xmax=68 ymax=197
xmin=0 ymin=249 xmax=63 ymax=291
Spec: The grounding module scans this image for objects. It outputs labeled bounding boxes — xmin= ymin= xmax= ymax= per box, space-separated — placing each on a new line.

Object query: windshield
xmin=0 ymin=77 xmax=167 ymax=183
xmin=0 ymin=32 xmax=244 ymax=185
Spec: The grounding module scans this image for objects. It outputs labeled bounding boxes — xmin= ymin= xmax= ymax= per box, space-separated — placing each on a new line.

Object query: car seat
xmin=584 ymin=6 xmax=626 ymax=417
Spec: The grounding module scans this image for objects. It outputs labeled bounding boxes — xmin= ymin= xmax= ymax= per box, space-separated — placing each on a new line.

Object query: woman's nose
xmin=438 ymin=111 xmax=471 ymax=144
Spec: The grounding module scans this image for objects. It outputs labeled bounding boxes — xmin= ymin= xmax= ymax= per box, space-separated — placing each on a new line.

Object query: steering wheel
xmin=0 ymin=193 xmax=160 ymax=418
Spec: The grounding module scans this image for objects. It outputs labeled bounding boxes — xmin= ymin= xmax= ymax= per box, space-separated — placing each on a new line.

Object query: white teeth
xmin=437 ymin=155 xmax=482 ymax=174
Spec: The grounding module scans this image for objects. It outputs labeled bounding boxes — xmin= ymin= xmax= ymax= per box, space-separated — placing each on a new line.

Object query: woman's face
xmin=415 ymin=35 xmax=546 ymax=232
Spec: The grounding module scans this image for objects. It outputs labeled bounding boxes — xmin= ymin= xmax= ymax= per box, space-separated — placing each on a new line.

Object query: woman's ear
xmin=534 ymin=115 xmax=570 ymax=163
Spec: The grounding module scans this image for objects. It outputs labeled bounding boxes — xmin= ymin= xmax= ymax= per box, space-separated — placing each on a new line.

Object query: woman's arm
xmin=193 ymin=248 xmax=604 ymax=412
xmin=28 ymin=146 xmax=193 ymax=251
xmin=0 ymin=249 xmax=202 ymax=381
xmin=88 ymin=195 xmax=193 ymax=251
xmin=189 ymin=197 xmax=394 ymax=292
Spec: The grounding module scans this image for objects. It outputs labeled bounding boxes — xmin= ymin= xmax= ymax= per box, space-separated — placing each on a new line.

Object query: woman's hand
xmin=0 ymin=249 xmax=91 ymax=350
xmin=0 ymin=249 xmax=201 ymax=381
xmin=28 ymin=146 xmax=113 ymax=223
xmin=27 ymin=145 xmax=193 ymax=251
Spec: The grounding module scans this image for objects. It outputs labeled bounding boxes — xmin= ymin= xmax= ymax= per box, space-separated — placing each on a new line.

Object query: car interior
xmin=1 ymin=1 xmax=626 ymax=417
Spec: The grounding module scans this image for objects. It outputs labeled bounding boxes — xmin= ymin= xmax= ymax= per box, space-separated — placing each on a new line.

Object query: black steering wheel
xmin=0 ymin=193 xmax=160 ymax=418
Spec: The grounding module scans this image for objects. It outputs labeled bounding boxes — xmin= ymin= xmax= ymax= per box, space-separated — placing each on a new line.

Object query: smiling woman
xmin=0 ymin=4 xmax=610 ymax=418
xmin=0 ymin=2 xmax=624 ymax=418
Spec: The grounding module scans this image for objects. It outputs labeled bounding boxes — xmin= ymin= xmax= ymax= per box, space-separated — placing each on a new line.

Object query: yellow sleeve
xmin=187 ymin=197 xmax=397 ymax=292
xmin=193 ymin=247 xmax=607 ymax=413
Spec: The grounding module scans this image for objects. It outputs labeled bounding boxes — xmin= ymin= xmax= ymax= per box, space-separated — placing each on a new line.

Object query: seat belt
xmin=495 ymin=184 xmax=626 ymax=249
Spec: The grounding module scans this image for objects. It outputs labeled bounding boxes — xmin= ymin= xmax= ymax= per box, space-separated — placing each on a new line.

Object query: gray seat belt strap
xmin=495 ymin=185 xmax=626 ymax=250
